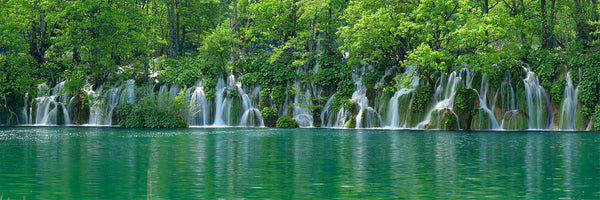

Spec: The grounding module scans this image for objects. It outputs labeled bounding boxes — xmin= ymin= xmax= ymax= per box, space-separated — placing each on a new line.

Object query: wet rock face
xmin=502 ymin=110 xmax=529 ymax=130
xmin=471 ymin=108 xmax=491 ymax=130
xmin=426 ymin=108 xmax=458 ymax=130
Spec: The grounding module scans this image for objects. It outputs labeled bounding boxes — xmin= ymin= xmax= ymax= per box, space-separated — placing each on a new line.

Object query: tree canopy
xmin=1 ymin=0 xmax=599 ymax=101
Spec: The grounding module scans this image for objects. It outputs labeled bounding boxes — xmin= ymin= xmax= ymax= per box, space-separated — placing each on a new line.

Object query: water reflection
xmin=0 ymin=128 xmax=599 ymax=199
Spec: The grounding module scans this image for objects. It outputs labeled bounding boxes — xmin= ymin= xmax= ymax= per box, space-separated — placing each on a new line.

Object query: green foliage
xmin=345 ymin=115 xmax=357 ymax=129
xmin=412 ymin=84 xmax=432 ymax=113
xmin=156 ymin=57 xmax=203 ymax=87
xmin=0 ymin=54 xmax=39 ymax=100
xmin=329 ymin=94 xmax=353 ymax=112
xmin=117 ymin=101 xmax=187 ymax=129
xmin=286 ymin=85 xmax=297 ymax=100
xmin=116 ymin=88 xmax=188 ymax=128
xmin=63 ymin=68 xmax=87 ymax=96
xmin=454 ymin=87 xmax=476 ymax=111
xmin=261 ymin=107 xmax=278 ymax=128
xmin=272 ymin=85 xmax=286 ymax=105
xmin=363 ymin=71 xmax=384 ymax=86
xmin=258 ymin=88 xmax=271 ymax=109
xmin=576 ymin=54 xmax=600 ymax=118
xmin=527 ymin=50 xmax=562 ymax=89
xmin=204 ymin=79 xmax=217 ymax=100
xmin=337 ymin=79 xmax=356 ymax=99
xmin=314 ymin=68 xmax=340 ymax=88
xmin=593 ymin=105 xmax=600 ymax=131
xmin=276 ymin=115 xmax=299 ymax=128
xmin=551 ymin=77 xmax=566 ymax=103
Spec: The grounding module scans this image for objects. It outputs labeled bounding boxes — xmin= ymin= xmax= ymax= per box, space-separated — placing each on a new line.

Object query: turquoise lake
xmin=1 ymin=127 xmax=599 ymax=199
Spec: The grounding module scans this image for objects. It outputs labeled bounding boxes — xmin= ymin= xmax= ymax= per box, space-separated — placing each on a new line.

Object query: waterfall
xmin=352 ymin=65 xmax=383 ymax=128
xmin=386 ymin=66 xmax=419 ymax=128
xmin=213 ymin=77 xmax=228 ymax=126
xmin=560 ymin=72 xmax=578 ymax=130
xmin=33 ymin=82 xmax=73 ymax=125
xmin=292 ymin=79 xmax=313 ymax=128
xmin=522 ymin=67 xmax=551 ymax=129
xmin=417 ymin=69 xmax=472 ymax=129
xmin=87 ymin=80 xmax=136 ymax=126
xmin=477 ymin=74 xmax=501 ymax=129
xmin=187 ymin=81 xmax=211 ymax=126
xmin=321 ymin=93 xmax=350 ymax=128
xmin=21 ymin=93 xmax=31 ymax=124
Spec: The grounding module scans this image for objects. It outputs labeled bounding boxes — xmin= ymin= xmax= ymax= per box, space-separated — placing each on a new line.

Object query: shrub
xmin=314 ymin=68 xmax=340 ymax=88
xmin=276 ymin=115 xmax=299 ymax=128
xmin=261 ymin=107 xmax=278 ymax=127
xmin=412 ymin=84 xmax=432 ymax=112
xmin=550 ymin=77 xmax=566 ymax=103
xmin=593 ymin=105 xmax=600 ymax=131
xmin=116 ymin=90 xmax=188 ymax=128
xmin=204 ymin=78 xmax=217 ymax=100
xmin=272 ymin=85 xmax=286 ymax=105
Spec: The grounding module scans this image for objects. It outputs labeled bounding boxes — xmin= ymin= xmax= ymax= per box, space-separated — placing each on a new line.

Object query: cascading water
xmin=187 ymin=81 xmax=211 ymax=126
xmin=522 ymin=67 xmax=551 ymax=129
xmin=213 ymin=77 xmax=228 ymax=126
xmin=292 ymin=79 xmax=313 ymax=128
xmin=10 ymin=63 xmax=586 ymax=130
xmin=33 ymin=82 xmax=73 ymax=125
xmin=417 ymin=69 xmax=472 ymax=129
xmin=87 ymin=80 xmax=136 ymax=126
xmin=560 ymin=72 xmax=578 ymax=130
xmin=385 ymin=66 xmax=419 ymax=128
xmin=476 ymin=74 xmax=501 ymax=129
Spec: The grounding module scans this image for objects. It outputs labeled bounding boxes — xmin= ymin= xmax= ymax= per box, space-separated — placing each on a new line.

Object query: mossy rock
xmin=228 ymin=97 xmax=243 ymax=125
xmin=261 ymin=107 xmax=278 ymax=128
xmin=442 ymin=111 xmax=459 ymax=130
xmin=396 ymin=92 xmax=413 ymax=127
xmin=471 ymin=108 xmax=491 ymax=130
xmin=57 ymin=104 xmax=65 ymax=125
xmin=345 ymin=115 xmax=357 ymax=129
xmin=426 ymin=109 xmax=458 ymax=130
xmin=72 ymin=91 xmax=90 ymax=125
xmin=406 ymin=91 xmax=432 ymax=127
xmin=358 ymin=108 xmax=381 ymax=128
xmin=502 ymin=110 xmax=529 ymax=130
xmin=453 ymin=87 xmax=479 ymax=130
xmin=574 ymin=102 xmax=589 ymax=130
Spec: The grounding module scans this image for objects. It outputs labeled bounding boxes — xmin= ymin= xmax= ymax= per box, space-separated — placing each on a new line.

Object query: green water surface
xmin=0 ymin=127 xmax=599 ymax=199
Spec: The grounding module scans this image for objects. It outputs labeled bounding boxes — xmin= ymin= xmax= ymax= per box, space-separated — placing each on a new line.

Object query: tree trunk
xmin=167 ymin=0 xmax=178 ymax=58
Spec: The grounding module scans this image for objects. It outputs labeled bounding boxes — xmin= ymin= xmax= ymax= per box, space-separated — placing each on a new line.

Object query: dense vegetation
xmin=1 ymin=0 xmax=600 ymax=128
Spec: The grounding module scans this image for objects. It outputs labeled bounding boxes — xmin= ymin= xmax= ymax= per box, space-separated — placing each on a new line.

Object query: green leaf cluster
xmin=116 ymin=89 xmax=188 ymax=128
xmin=276 ymin=115 xmax=299 ymax=128
xmin=261 ymin=107 xmax=278 ymax=128
xmin=412 ymin=85 xmax=433 ymax=113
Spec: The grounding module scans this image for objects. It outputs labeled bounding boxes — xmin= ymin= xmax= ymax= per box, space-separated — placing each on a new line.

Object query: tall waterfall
xmin=560 ymin=72 xmax=578 ymax=130
xmin=522 ymin=67 xmax=551 ymax=129
xmin=386 ymin=66 xmax=419 ymax=128
xmin=187 ymin=81 xmax=211 ymax=126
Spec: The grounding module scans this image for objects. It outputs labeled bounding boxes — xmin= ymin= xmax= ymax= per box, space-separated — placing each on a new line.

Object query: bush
xmin=276 ymin=115 xmax=299 ymax=128
xmin=116 ymin=90 xmax=188 ymax=128
xmin=593 ymin=105 xmax=600 ymax=131
xmin=550 ymin=77 xmax=566 ymax=103
xmin=412 ymin=84 xmax=432 ymax=112
xmin=314 ymin=68 xmax=340 ymax=88
xmin=261 ymin=107 xmax=278 ymax=127
xmin=204 ymin=78 xmax=217 ymax=100
xmin=272 ymin=85 xmax=286 ymax=105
